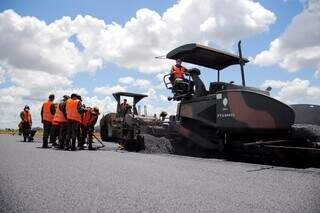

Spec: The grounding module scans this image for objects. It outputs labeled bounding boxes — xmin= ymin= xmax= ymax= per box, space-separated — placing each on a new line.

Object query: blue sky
xmin=0 ymin=0 xmax=319 ymax=128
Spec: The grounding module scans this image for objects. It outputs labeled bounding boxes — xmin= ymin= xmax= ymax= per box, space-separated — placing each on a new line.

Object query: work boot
xmin=88 ymin=141 xmax=95 ymax=150
xmin=65 ymin=141 xmax=70 ymax=150
xmin=59 ymin=142 xmax=65 ymax=149
xmin=59 ymin=142 xmax=64 ymax=150
xmin=71 ymin=140 xmax=76 ymax=151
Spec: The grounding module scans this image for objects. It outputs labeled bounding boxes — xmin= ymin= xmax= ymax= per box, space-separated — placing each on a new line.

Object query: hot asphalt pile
xmin=140 ymin=134 xmax=174 ymax=154
xmin=292 ymin=124 xmax=320 ymax=141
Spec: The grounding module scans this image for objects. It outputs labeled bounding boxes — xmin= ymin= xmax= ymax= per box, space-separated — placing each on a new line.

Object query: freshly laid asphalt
xmin=0 ymin=135 xmax=319 ymax=213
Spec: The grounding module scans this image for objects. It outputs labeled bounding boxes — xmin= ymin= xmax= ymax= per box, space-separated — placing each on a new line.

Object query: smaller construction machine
xmin=100 ymin=92 xmax=147 ymax=151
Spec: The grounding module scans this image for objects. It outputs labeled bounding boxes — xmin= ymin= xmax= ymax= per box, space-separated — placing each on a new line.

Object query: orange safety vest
xmin=23 ymin=111 xmax=32 ymax=123
xmin=66 ymin=99 xmax=81 ymax=123
xmin=81 ymin=108 xmax=92 ymax=126
xmin=81 ymin=107 xmax=91 ymax=126
xmin=172 ymin=65 xmax=186 ymax=79
xmin=42 ymin=100 xmax=54 ymax=122
xmin=53 ymin=104 xmax=67 ymax=124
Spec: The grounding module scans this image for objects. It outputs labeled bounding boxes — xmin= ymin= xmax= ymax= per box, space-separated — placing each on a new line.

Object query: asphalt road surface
xmin=0 ymin=135 xmax=320 ymax=213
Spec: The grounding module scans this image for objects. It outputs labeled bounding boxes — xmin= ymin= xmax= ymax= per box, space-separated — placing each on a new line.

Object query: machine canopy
xmin=112 ymin=92 xmax=148 ymax=104
xmin=166 ymin=43 xmax=249 ymax=71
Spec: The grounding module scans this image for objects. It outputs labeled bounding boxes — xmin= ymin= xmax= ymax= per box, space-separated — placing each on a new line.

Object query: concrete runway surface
xmin=0 ymin=135 xmax=319 ymax=213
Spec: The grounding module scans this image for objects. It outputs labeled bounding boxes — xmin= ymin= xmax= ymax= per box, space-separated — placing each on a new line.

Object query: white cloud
xmin=143 ymin=88 xmax=157 ymax=100
xmin=83 ymin=96 xmax=117 ymax=116
xmin=159 ymin=95 xmax=167 ymax=101
xmin=0 ymin=3 xmax=276 ymax=76
xmin=133 ymin=79 xmax=151 ymax=88
xmin=118 ymin=76 xmax=151 ymax=88
xmin=0 ymin=66 xmax=6 ymax=84
xmin=118 ymin=76 xmax=135 ymax=84
xmin=66 ymin=0 xmax=275 ymax=73
xmin=254 ymin=0 xmax=320 ymax=77
xmin=142 ymin=102 xmax=178 ymax=117
xmin=0 ymin=10 xmax=103 ymax=76
xmin=262 ymin=78 xmax=320 ymax=104
xmin=94 ymin=85 xmax=126 ymax=95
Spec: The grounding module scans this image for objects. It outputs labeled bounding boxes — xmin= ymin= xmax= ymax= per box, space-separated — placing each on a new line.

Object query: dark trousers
xmin=21 ymin=122 xmax=31 ymax=142
xmin=50 ymin=125 xmax=60 ymax=145
xmin=77 ymin=126 xmax=84 ymax=147
xmin=87 ymin=126 xmax=94 ymax=149
xmin=66 ymin=120 xmax=80 ymax=150
xmin=42 ymin=121 xmax=52 ymax=148
xmin=80 ymin=125 xmax=94 ymax=149
xmin=59 ymin=123 xmax=67 ymax=149
xmin=79 ymin=125 xmax=87 ymax=147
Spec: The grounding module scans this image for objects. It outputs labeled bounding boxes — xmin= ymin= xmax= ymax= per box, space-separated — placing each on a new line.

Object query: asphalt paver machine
xmin=163 ymin=41 xmax=320 ymax=162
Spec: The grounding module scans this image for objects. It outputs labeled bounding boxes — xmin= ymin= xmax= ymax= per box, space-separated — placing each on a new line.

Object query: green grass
xmin=0 ymin=128 xmax=99 ymax=137
xmin=0 ymin=129 xmax=18 ymax=134
xmin=0 ymin=128 xmax=44 ymax=136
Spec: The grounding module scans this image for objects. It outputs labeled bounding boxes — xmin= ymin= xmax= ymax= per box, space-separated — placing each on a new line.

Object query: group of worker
xmin=18 ymin=59 xmax=184 ymax=146
xmin=19 ymin=93 xmax=100 ymax=151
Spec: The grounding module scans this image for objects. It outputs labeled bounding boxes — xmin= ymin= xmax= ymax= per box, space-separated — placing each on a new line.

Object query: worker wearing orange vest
xmin=49 ymin=103 xmax=60 ymax=147
xmin=19 ymin=105 xmax=33 ymax=142
xmin=79 ymin=107 xmax=91 ymax=149
xmin=53 ymin=95 xmax=69 ymax=149
xmin=171 ymin=59 xmax=187 ymax=80
xmin=41 ymin=94 xmax=55 ymax=148
xmin=65 ymin=93 xmax=83 ymax=151
xmin=80 ymin=107 xmax=100 ymax=150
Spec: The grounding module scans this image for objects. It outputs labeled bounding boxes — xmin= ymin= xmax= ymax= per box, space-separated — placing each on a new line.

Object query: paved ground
xmin=0 ymin=135 xmax=320 ymax=213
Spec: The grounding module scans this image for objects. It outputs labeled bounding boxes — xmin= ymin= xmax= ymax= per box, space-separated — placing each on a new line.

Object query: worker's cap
xmin=92 ymin=107 xmax=100 ymax=115
xmin=63 ymin=95 xmax=70 ymax=100
xmin=176 ymin=59 xmax=182 ymax=64
xmin=24 ymin=105 xmax=30 ymax=110
xmin=123 ymin=99 xmax=127 ymax=102
xmin=70 ymin=93 xmax=78 ymax=99
xmin=48 ymin=94 xmax=55 ymax=99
